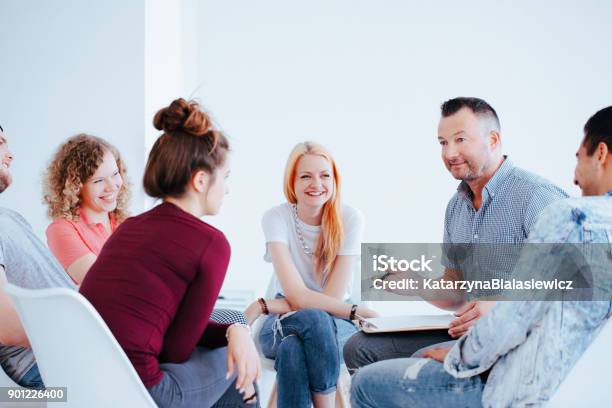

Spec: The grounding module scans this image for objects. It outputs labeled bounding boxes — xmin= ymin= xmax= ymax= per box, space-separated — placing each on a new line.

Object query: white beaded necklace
xmin=291 ymin=203 xmax=313 ymax=257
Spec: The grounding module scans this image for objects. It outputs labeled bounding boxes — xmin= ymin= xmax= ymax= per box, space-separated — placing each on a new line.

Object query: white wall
xmin=2 ymin=0 xmax=612 ymax=309
xmin=0 ymin=0 xmax=146 ymax=237
xmin=184 ymin=1 xmax=612 ymax=312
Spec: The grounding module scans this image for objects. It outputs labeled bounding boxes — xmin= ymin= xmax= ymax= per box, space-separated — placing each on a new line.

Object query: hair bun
xmin=153 ymin=98 xmax=212 ymax=137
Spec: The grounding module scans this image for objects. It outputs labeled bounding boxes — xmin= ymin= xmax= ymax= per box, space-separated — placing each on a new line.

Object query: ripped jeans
xmin=259 ymin=306 xmax=357 ymax=408
xmin=350 ymin=356 xmax=484 ymax=408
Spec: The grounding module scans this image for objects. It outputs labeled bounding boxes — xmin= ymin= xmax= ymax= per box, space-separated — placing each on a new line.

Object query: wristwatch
xmin=225 ymin=322 xmax=251 ymax=340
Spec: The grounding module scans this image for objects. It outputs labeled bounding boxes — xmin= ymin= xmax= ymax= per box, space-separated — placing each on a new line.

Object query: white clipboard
xmin=355 ymin=314 xmax=454 ymax=334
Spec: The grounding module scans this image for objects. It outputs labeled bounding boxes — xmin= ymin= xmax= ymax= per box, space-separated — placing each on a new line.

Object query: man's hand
xmin=422 ymin=347 xmax=451 ymax=362
xmin=448 ymin=300 xmax=496 ymax=338
xmin=355 ymin=305 xmax=380 ymax=319
xmin=226 ymin=324 xmax=261 ymax=395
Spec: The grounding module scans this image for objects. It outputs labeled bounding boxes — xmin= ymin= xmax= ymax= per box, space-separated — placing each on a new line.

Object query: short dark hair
xmin=583 ymin=106 xmax=612 ymax=156
xmin=440 ymin=97 xmax=500 ymax=130
xmin=0 ymin=124 xmax=3 ymax=132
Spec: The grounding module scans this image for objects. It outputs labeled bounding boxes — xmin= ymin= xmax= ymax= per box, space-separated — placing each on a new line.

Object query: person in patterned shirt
xmin=344 ymin=97 xmax=568 ymax=373
xmin=350 ymin=105 xmax=612 ymax=408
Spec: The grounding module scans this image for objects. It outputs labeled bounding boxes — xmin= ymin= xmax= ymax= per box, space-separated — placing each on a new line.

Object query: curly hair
xmin=43 ymin=134 xmax=130 ymax=222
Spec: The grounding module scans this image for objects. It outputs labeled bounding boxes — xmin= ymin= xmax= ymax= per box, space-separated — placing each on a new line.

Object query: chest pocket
xmin=582 ymin=223 xmax=612 ymax=244
xmin=581 ymin=224 xmax=612 ymax=292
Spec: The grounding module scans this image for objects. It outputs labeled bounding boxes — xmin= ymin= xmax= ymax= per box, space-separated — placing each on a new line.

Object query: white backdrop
xmin=0 ymin=0 xmax=146 ymax=235
xmin=181 ymin=1 xmax=612 ymax=310
xmin=2 ymin=0 xmax=612 ymax=312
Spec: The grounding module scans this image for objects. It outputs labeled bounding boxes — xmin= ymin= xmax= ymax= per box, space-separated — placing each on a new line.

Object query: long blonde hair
xmin=283 ymin=142 xmax=344 ymax=277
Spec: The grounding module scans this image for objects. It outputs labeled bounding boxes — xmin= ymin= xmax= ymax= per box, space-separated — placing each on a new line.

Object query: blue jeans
xmin=148 ymin=346 xmax=259 ymax=408
xmin=343 ymin=329 xmax=454 ymax=374
xmin=259 ymin=308 xmax=357 ymax=408
xmin=18 ymin=364 xmax=44 ymax=389
xmin=350 ymin=357 xmax=484 ymax=408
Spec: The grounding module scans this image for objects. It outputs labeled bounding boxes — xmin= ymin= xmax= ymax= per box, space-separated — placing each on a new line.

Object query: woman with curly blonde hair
xmin=43 ymin=134 xmax=130 ymax=285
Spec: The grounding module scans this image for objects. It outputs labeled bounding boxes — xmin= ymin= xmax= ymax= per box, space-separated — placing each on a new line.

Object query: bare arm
xmin=66 ymin=253 xmax=97 ymax=286
xmin=426 ymin=267 xmax=467 ymax=310
xmin=46 ymin=220 xmax=97 ymax=286
xmin=322 ymin=255 xmax=354 ymax=300
xmin=245 ymin=256 xmax=356 ymax=323
xmin=245 ymin=297 xmax=293 ymax=324
xmin=268 ymin=242 xmax=377 ymax=319
xmin=0 ymin=266 xmax=30 ymax=347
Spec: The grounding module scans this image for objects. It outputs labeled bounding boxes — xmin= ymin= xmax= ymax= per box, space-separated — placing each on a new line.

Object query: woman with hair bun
xmin=80 ymin=98 xmax=260 ymax=408
xmin=246 ymin=142 xmax=378 ymax=407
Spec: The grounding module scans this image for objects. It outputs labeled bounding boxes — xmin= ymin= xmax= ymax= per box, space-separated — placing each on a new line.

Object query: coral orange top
xmin=46 ymin=209 xmax=119 ymax=277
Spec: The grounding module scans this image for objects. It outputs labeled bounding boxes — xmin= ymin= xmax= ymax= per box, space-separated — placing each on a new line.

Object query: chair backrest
xmin=547 ymin=317 xmax=612 ymax=407
xmin=5 ymin=284 xmax=157 ymax=408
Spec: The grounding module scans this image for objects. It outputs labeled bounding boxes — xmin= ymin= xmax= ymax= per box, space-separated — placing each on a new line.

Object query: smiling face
xmin=438 ymin=107 xmax=499 ymax=182
xmin=293 ymin=154 xmax=335 ymax=209
xmin=80 ymin=150 xmax=123 ymax=214
xmin=0 ymin=130 xmax=14 ymax=193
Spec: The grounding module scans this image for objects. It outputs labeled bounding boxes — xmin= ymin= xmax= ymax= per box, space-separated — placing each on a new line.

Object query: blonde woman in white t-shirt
xmin=245 ymin=141 xmax=378 ymax=408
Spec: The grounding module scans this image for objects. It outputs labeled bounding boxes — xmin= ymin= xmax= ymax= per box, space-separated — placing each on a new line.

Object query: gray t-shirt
xmin=0 ymin=207 xmax=76 ymax=383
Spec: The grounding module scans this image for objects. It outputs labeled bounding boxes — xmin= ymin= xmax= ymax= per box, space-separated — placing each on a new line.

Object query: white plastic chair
xmin=547 ymin=318 xmax=612 ymax=407
xmin=4 ymin=283 xmax=157 ymax=408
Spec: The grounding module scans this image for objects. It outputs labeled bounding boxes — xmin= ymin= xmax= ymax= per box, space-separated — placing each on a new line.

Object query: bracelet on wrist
xmin=257 ymin=297 xmax=270 ymax=315
xmin=225 ymin=322 xmax=251 ymax=340
xmin=349 ymin=304 xmax=358 ymax=321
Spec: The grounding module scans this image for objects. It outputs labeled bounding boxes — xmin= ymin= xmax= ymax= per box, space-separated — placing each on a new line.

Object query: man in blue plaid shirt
xmin=350 ymin=106 xmax=612 ymax=408
xmin=344 ymin=97 xmax=568 ymax=373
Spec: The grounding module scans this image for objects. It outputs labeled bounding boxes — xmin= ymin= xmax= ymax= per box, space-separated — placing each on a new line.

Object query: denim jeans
xmin=17 ymin=364 xmax=44 ymax=389
xmin=148 ymin=346 xmax=259 ymax=408
xmin=259 ymin=308 xmax=357 ymax=408
xmin=350 ymin=357 xmax=484 ymax=408
xmin=343 ymin=329 xmax=453 ymax=374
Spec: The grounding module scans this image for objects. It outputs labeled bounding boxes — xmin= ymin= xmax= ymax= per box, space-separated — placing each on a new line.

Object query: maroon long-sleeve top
xmin=80 ymin=202 xmax=231 ymax=388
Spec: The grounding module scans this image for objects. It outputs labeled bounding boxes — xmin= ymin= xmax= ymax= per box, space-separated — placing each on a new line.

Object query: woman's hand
xmin=226 ymin=324 xmax=261 ymax=394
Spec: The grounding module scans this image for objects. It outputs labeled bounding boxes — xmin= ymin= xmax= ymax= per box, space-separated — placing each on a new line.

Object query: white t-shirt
xmin=262 ymin=203 xmax=364 ymax=299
